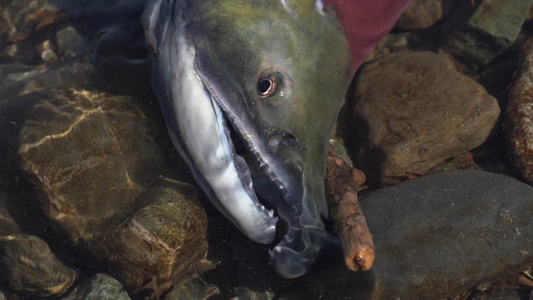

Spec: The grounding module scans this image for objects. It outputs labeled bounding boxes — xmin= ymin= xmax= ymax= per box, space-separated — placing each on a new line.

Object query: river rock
xmin=3 ymin=62 xmax=92 ymax=98
xmin=88 ymin=180 xmax=210 ymax=295
xmin=347 ymin=51 xmax=500 ymax=186
xmin=0 ymin=190 xmax=22 ymax=236
xmin=302 ymin=170 xmax=533 ymax=299
xmin=470 ymin=289 xmax=530 ymax=300
xmin=0 ymin=0 xmax=50 ymax=45
xmin=56 ymin=26 xmax=83 ymax=59
xmin=61 ymin=274 xmax=131 ymax=300
xmin=505 ymin=37 xmax=533 ymax=184
xmin=396 ymin=0 xmax=444 ymax=30
xmin=0 ymin=234 xmax=77 ymax=297
xmin=440 ymin=0 xmax=533 ymax=69
xmin=18 ymin=88 xmax=209 ymax=296
xmin=0 ymin=0 xmax=67 ymax=64
xmin=165 ymin=278 xmax=220 ymax=300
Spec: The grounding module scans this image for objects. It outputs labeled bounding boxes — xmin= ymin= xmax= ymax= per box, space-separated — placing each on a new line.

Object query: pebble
xmin=396 ymin=0 xmax=444 ymax=30
xmin=347 ymin=51 xmax=500 ymax=186
xmin=470 ymin=289 xmax=532 ymax=300
xmin=1 ymin=61 xmax=92 ymax=100
xmin=165 ymin=278 xmax=220 ymax=300
xmin=505 ymin=37 xmax=533 ymax=184
xmin=61 ymin=274 xmax=131 ymax=300
xmin=440 ymin=0 xmax=533 ymax=68
xmin=302 ymin=170 xmax=533 ymax=299
xmin=0 ymin=234 xmax=77 ymax=298
xmin=56 ymin=26 xmax=83 ymax=59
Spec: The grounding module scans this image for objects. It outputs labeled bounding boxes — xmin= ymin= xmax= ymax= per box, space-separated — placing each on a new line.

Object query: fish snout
xmin=269 ymin=226 xmax=330 ymax=278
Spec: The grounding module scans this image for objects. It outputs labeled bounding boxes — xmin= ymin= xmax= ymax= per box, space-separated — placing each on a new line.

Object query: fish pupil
xmin=257 ymin=77 xmax=275 ymax=96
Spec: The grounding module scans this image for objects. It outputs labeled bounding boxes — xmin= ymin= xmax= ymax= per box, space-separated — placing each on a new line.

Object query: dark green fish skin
xmin=143 ymin=0 xmax=352 ymax=278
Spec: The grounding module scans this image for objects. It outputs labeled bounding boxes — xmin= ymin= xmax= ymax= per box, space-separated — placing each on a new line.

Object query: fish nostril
xmin=281 ymin=132 xmax=300 ymax=149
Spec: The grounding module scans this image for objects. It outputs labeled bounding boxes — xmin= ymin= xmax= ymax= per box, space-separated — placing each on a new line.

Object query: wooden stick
xmin=325 ymin=146 xmax=375 ymax=271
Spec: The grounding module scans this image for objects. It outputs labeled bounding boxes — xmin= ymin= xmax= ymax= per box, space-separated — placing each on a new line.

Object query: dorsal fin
xmin=322 ymin=0 xmax=411 ymax=73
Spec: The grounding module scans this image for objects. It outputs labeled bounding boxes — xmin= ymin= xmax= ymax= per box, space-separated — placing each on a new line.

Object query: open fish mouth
xmin=210 ymin=95 xmax=282 ymax=238
xmin=197 ymin=66 xmax=332 ymax=278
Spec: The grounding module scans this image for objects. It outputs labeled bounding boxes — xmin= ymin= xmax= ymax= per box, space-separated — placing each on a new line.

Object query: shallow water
xmin=1 ymin=1 xmax=533 ymax=300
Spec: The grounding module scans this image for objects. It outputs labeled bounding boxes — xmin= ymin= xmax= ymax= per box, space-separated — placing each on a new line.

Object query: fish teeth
xmin=268 ymin=246 xmax=282 ymax=259
xmin=268 ymin=248 xmax=275 ymax=258
xmin=268 ymin=209 xmax=274 ymax=217
xmin=284 ymin=234 xmax=294 ymax=243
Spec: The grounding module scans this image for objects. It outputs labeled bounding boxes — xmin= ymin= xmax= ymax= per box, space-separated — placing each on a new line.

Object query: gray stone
xmin=470 ymin=289 xmax=531 ymax=300
xmin=304 ymin=170 xmax=533 ymax=299
xmin=347 ymin=51 xmax=500 ymax=186
xmin=440 ymin=0 xmax=533 ymax=68
xmin=0 ymin=62 xmax=32 ymax=82
xmin=228 ymin=288 xmax=274 ymax=300
xmin=0 ymin=234 xmax=77 ymax=297
xmin=165 ymin=278 xmax=220 ymax=300
xmin=505 ymin=37 xmax=533 ymax=184
xmin=61 ymin=274 xmax=131 ymax=300
xmin=56 ymin=27 xmax=83 ymax=59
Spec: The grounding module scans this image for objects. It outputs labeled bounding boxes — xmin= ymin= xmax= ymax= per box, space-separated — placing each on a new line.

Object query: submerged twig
xmin=325 ymin=146 xmax=375 ymax=271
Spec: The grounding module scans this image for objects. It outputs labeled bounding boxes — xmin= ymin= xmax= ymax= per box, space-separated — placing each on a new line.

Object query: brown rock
xmin=0 ymin=234 xmax=77 ymax=297
xmin=348 ymin=51 xmax=500 ymax=186
xmin=88 ymin=179 xmax=210 ymax=296
xmin=18 ymin=88 xmax=209 ymax=296
xmin=505 ymin=37 xmax=533 ymax=184
xmin=18 ymin=89 xmax=153 ymax=239
xmin=396 ymin=0 xmax=443 ymax=30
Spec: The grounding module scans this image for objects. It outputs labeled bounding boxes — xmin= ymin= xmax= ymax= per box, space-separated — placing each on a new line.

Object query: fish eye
xmin=257 ymin=75 xmax=277 ymax=98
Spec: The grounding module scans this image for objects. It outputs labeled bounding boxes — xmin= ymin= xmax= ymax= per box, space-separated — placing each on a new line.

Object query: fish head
xmin=194 ymin=0 xmax=354 ymax=277
xmin=143 ymin=0 xmax=352 ymax=278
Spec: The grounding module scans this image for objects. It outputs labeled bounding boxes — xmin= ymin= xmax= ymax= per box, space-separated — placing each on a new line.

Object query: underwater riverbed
xmin=1 ymin=0 xmax=533 ymax=299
